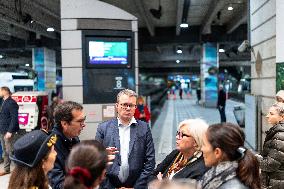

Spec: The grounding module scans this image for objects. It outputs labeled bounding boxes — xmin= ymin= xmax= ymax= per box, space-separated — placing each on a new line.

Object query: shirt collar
xmin=117 ymin=117 xmax=137 ymax=127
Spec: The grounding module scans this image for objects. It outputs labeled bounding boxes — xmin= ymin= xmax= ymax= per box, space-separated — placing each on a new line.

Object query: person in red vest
xmin=134 ymin=96 xmax=151 ymax=123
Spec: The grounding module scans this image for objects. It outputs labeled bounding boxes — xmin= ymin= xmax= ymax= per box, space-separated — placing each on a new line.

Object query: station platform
xmin=0 ymin=94 xmax=244 ymax=188
xmin=152 ymin=95 xmax=244 ymax=163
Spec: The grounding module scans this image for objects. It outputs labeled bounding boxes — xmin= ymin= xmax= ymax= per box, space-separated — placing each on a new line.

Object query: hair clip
xmin=47 ymin=135 xmax=57 ymax=147
xmin=237 ymin=147 xmax=246 ymax=159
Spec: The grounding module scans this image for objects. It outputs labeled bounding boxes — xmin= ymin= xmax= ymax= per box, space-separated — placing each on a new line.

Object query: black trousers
xmin=218 ymin=106 xmax=226 ymax=123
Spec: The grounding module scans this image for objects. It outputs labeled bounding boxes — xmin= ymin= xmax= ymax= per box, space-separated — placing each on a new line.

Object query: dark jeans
xmin=218 ymin=106 xmax=226 ymax=123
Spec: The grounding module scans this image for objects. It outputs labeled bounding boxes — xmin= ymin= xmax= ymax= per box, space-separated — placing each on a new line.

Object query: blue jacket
xmin=48 ymin=126 xmax=80 ymax=189
xmin=0 ymin=96 xmax=19 ymax=134
xmin=95 ymin=118 xmax=155 ymax=189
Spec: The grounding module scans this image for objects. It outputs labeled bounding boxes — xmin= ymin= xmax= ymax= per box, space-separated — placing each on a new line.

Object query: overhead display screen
xmin=88 ymin=41 xmax=128 ymax=65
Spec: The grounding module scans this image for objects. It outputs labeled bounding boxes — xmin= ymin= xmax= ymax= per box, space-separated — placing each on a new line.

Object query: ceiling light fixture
xmin=47 ymin=27 xmax=55 ymax=32
xmin=176 ymin=48 xmax=182 ymax=54
xmin=219 ymin=48 xmax=225 ymax=53
xmin=0 ymin=55 xmax=3 ymax=59
xmin=228 ymin=6 xmax=233 ymax=11
xmin=176 ymin=60 xmax=180 ymax=64
xmin=180 ymin=23 xmax=189 ymax=28
xmin=25 ymin=64 xmax=30 ymax=67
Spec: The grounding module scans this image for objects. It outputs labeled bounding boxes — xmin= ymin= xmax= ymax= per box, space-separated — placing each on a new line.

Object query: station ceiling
xmin=0 ymin=0 xmax=249 ymax=75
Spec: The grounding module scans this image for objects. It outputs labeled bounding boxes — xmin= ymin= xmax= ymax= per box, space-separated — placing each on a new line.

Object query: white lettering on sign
xmin=114 ymin=77 xmax=124 ymax=89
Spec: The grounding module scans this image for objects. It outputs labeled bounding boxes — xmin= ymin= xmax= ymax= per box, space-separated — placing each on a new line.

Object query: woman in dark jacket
xmin=256 ymin=102 xmax=284 ymax=188
xmin=201 ymin=123 xmax=260 ymax=189
xmin=148 ymin=118 xmax=209 ymax=187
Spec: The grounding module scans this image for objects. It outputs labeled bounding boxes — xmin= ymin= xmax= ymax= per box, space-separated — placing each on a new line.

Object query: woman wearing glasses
xmin=148 ymin=118 xmax=209 ymax=186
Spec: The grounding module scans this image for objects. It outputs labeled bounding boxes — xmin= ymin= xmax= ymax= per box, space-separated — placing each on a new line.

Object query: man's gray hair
xmin=116 ymin=89 xmax=138 ymax=102
xmin=178 ymin=118 xmax=209 ymax=150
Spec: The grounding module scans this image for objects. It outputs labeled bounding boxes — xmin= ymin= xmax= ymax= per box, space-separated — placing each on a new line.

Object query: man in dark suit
xmin=96 ymin=89 xmax=155 ymax=189
xmin=0 ymin=86 xmax=19 ymax=176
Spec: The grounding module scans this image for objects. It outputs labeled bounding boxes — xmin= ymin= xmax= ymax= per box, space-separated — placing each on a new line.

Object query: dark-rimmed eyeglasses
xmin=71 ymin=116 xmax=86 ymax=126
xmin=176 ymin=131 xmax=191 ymax=138
xmin=120 ymin=103 xmax=137 ymax=109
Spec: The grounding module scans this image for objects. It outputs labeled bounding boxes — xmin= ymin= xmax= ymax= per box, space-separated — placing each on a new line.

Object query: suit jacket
xmin=0 ymin=96 xmax=19 ymax=134
xmin=95 ymin=118 xmax=155 ymax=189
xmin=148 ymin=150 xmax=208 ymax=183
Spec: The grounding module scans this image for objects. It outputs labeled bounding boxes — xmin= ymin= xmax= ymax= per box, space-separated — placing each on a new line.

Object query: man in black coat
xmin=0 ymin=86 xmax=19 ymax=176
xmin=217 ymin=85 xmax=227 ymax=123
xmin=48 ymin=101 xmax=84 ymax=189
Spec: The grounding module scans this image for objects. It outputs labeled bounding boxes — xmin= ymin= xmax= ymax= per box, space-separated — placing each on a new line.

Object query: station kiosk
xmin=12 ymin=91 xmax=49 ymax=132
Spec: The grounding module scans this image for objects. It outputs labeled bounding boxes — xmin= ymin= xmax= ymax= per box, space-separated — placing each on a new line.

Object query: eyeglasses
xmin=71 ymin=116 xmax=86 ymax=126
xmin=120 ymin=103 xmax=137 ymax=109
xmin=176 ymin=131 xmax=191 ymax=138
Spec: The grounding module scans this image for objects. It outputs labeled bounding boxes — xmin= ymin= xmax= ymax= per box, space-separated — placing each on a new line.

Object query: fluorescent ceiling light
xmin=228 ymin=6 xmax=233 ymax=11
xmin=219 ymin=48 xmax=225 ymax=53
xmin=180 ymin=23 xmax=189 ymax=28
xmin=0 ymin=55 xmax=3 ymax=59
xmin=25 ymin=64 xmax=30 ymax=67
xmin=47 ymin=27 xmax=55 ymax=32
xmin=176 ymin=60 xmax=180 ymax=63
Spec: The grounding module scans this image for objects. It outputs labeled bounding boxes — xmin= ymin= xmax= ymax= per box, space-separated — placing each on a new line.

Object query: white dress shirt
xmin=117 ymin=117 xmax=137 ymax=183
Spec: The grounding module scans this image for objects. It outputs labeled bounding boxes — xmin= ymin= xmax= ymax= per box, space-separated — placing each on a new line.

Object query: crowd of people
xmin=1 ymin=86 xmax=284 ymax=189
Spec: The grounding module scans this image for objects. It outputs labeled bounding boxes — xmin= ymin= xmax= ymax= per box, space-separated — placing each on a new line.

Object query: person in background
xmin=47 ymin=96 xmax=61 ymax=131
xmin=201 ymin=123 xmax=260 ymax=189
xmin=0 ymin=86 xmax=19 ymax=176
xmin=276 ymin=90 xmax=284 ymax=103
xmin=8 ymin=129 xmax=57 ymax=189
xmin=134 ymin=96 xmax=151 ymax=123
xmin=95 ymin=89 xmax=155 ymax=189
xmin=196 ymin=87 xmax=201 ymax=105
xmin=217 ymin=85 xmax=226 ymax=123
xmin=179 ymin=88 xmax=183 ymax=99
xmin=256 ymin=102 xmax=284 ymax=188
xmin=64 ymin=140 xmax=108 ymax=189
xmin=48 ymin=101 xmax=86 ymax=189
xmin=148 ymin=119 xmax=208 ymax=188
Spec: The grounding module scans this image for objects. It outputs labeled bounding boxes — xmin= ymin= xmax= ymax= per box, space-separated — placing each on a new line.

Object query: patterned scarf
xmin=201 ymin=161 xmax=238 ymax=189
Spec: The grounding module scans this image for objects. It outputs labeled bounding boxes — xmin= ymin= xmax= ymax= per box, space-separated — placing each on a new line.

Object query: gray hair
xmin=178 ymin=118 xmax=209 ymax=150
xmin=116 ymin=89 xmax=138 ymax=102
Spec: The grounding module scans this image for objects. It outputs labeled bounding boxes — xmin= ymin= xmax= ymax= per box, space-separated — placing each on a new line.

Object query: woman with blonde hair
xmin=148 ymin=118 xmax=209 ymax=186
xmin=256 ymin=102 xmax=284 ymax=188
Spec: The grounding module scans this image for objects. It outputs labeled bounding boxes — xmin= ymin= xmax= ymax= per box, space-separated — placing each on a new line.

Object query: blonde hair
xmin=271 ymin=102 xmax=284 ymax=116
xmin=178 ymin=118 xmax=209 ymax=150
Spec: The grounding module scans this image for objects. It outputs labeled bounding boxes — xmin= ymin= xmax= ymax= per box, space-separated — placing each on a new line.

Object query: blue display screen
xmin=88 ymin=41 xmax=128 ymax=65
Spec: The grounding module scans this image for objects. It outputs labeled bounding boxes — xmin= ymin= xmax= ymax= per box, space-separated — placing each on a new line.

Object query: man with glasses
xmin=48 ymin=101 xmax=85 ymax=189
xmin=96 ymin=89 xmax=155 ymax=189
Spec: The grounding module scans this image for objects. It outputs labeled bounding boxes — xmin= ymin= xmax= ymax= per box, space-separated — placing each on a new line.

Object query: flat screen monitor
xmin=85 ymin=37 xmax=132 ymax=68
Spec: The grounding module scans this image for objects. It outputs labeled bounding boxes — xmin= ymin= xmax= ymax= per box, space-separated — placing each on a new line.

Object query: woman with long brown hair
xmin=8 ymin=130 xmax=57 ymax=189
xmin=201 ymin=123 xmax=260 ymax=189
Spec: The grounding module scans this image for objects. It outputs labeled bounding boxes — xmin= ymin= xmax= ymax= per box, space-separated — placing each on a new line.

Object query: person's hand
xmin=255 ymin=153 xmax=263 ymax=161
xmin=106 ymin=147 xmax=119 ymax=165
xmin=157 ymin=172 xmax=163 ymax=180
xmin=148 ymin=179 xmax=162 ymax=189
xmin=4 ymin=132 xmax=12 ymax=139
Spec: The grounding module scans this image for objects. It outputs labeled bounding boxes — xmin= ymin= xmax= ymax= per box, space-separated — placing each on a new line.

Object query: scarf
xmin=166 ymin=151 xmax=202 ymax=179
xmin=201 ymin=161 xmax=238 ymax=189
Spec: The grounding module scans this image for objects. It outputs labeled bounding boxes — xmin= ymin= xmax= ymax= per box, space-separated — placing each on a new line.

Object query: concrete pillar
xmin=60 ymin=0 xmax=138 ymax=139
xmin=250 ymin=0 xmax=276 ymax=147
